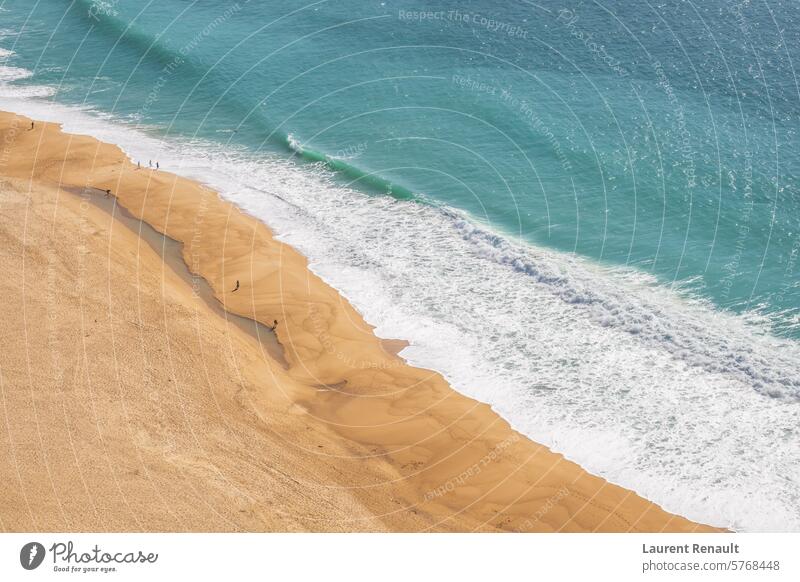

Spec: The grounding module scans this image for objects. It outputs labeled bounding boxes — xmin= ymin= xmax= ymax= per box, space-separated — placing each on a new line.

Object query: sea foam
xmin=0 ymin=65 xmax=32 ymax=82
xmin=0 ymin=54 xmax=54 ymax=97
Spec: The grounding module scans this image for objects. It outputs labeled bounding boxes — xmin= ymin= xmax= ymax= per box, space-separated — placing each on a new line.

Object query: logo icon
xmin=20 ymin=542 xmax=46 ymax=570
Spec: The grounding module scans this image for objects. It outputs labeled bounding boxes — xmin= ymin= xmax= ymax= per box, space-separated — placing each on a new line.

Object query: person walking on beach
xmin=148 ymin=160 xmax=152 ymax=168
xmin=29 ymin=121 xmax=34 ymax=131
xmin=137 ymin=161 xmax=141 ymax=169
xmin=270 ymin=320 xmax=278 ymax=331
xmin=156 ymin=162 xmax=159 ymax=170
xmin=232 ymin=280 xmax=240 ymax=292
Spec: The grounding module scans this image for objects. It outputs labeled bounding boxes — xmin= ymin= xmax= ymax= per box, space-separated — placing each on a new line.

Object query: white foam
xmin=0 ymin=45 xmax=57 ymax=97
xmin=0 ymin=62 xmax=54 ymax=99
xmin=0 ymin=65 xmax=32 ymax=82
xmin=0 ymin=83 xmax=55 ymax=98
xmin=0 ymin=94 xmax=798 ymax=531
xmin=287 ymin=132 xmax=304 ymax=154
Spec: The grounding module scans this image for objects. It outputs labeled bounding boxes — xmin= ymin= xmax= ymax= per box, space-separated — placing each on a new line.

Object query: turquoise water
xmin=1 ymin=0 xmax=799 ymax=530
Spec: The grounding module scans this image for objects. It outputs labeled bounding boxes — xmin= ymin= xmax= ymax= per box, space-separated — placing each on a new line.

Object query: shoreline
xmin=0 ymin=110 xmax=717 ymax=532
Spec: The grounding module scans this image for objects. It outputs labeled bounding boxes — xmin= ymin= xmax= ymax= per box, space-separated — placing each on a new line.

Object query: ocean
xmin=0 ymin=0 xmax=798 ymax=531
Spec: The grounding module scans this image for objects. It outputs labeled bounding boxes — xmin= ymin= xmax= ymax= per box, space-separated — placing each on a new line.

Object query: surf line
xmin=642 ymin=543 xmax=740 ymax=555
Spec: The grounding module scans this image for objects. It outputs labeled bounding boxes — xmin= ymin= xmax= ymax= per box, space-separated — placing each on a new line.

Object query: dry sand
xmin=0 ymin=111 xmax=717 ymax=532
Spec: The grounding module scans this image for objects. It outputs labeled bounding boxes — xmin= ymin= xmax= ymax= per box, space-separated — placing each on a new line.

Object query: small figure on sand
xmin=148 ymin=160 xmax=152 ymax=168
xmin=156 ymin=161 xmax=159 ymax=170
xmin=104 ymin=189 xmax=111 ymax=198
xmin=270 ymin=320 xmax=278 ymax=331
xmin=137 ymin=161 xmax=141 ymax=169
xmin=29 ymin=121 xmax=34 ymax=131
xmin=232 ymin=280 xmax=240 ymax=292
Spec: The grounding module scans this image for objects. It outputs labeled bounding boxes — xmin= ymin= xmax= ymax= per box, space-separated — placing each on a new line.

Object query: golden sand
xmin=0 ymin=111 xmax=716 ymax=532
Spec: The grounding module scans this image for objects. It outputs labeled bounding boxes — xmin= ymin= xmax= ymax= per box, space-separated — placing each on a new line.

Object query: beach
xmin=0 ymin=111 xmax=716 ymax=532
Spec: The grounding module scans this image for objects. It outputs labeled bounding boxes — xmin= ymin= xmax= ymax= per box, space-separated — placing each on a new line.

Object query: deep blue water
xmin=1 ymin=0 xmax=799 ymax=530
